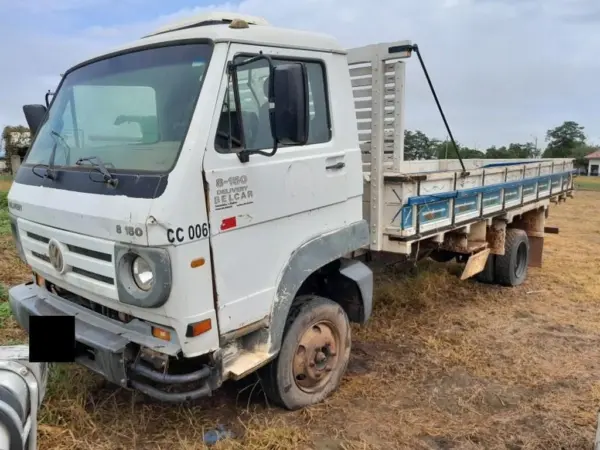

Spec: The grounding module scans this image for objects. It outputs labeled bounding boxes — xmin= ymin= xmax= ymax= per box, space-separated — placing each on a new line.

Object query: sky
xmin=0 ymin=0 xmax=598 ymax=150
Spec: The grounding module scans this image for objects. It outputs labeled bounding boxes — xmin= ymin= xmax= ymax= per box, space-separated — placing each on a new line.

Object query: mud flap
xmin=528 ymin=235 xmax=544 ymax=268
xmin=460 ymin=248 xmax=491 ymax=281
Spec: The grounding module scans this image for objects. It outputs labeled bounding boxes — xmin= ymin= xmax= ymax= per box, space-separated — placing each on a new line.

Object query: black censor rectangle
xmin=29 ymin=315 xmax=76 ymax=363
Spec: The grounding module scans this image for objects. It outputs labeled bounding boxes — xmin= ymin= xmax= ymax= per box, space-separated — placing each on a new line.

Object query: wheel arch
xmin=267 ymin=220 xmax=371 ymax=354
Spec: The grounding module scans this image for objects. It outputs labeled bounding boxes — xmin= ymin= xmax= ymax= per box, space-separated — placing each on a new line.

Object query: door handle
xmin=326 ymin=162 xmax=345 ymax=170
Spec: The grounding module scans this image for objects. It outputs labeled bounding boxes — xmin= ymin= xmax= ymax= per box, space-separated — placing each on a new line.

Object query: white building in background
xmin=585 ymin=149 xmax=600 ymax=176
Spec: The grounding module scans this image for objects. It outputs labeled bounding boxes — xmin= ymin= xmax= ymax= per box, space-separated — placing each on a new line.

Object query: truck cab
xmin=8 ymin=13 xmax=373 ymax=409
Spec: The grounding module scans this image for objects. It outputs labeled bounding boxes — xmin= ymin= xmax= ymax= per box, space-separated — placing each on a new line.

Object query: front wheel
xmin=260 ymin=295 xmax=351 ymax=410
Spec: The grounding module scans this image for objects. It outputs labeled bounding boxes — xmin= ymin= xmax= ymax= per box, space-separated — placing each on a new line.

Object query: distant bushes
xmin=2 ymin=126 xmax=30 ymax=174
xmin=0 ymin=192 xmax=9 ymax=236
xmin=0 ymin=191 xmax=8 ymax=210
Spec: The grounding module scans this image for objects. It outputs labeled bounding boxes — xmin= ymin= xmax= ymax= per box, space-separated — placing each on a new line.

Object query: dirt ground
xmin=1 ymin=188 xmax=599 ymax=449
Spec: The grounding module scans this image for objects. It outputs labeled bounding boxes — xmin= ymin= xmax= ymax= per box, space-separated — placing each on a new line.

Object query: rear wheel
xmin=260 ymin=295 xmax=351 ymax=410
xmin=429 ymin=250 xmax=456 ymax=263
xmin=475 ymin=253 xmax=496 ymax=284
xmin=494 ymin=228 xmax=530 ymax=287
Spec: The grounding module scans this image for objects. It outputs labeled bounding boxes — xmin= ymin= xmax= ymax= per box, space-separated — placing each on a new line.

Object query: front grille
xmin=27 ymin=231 xmax=113 ymax=266
xmin=18 ymin=219 xmax=117 ymax=297
xmin=27 ymin=232 xmax=49 ymax=243
xmin=67 ymin=244 xmax=112 ymax=263
xmin=31 ymin=251 xmax=50 ymax=263
xmin=71 ymin=267 xmax=114 ymax=284
xmin=49 ymin=283 xmax=131 ymax=323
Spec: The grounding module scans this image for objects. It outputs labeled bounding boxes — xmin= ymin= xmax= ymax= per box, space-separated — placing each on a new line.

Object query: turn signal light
xmin=186 ymin=319 xmax=212 ymax=337
xmin=34 ymin=273 xmax=45 ymax=288
xmin=151 ymin=327 xmax=171 ymax=341
xmin=190 ymin=257 xmax=205 ymax=268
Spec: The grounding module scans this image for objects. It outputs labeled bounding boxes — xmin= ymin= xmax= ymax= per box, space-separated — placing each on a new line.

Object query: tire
xmin=475 ymin=253 xmax=496 ymax=284
xmin=494 ymin=228 xmax=530 ymax=287
xmin=429 ymin=250 xmax=456 ymax=263
xmin=260 ymin=295 xmax=351 ymax=410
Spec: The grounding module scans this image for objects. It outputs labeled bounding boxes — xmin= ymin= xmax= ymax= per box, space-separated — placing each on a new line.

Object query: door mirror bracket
xmin=228 ymin=53 xmax=310 ymax=163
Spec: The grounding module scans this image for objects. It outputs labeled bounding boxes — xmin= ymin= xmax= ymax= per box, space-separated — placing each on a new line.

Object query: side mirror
xmin=23 ymin=104 xmax=48 ymax=136
xmin=271 ymin=63 xmax=309 ymax=145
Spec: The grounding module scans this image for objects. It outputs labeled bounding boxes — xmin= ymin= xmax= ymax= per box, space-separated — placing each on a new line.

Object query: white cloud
xmin=0 ymin=0 xmax=149 ymax=13
xmin=0 ymin=0 xmax=107 ymax=13
xmin=1 ymin=0 xmax=599 ymax=147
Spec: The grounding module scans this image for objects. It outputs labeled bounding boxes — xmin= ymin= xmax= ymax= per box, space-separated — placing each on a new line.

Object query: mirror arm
xmin=44 ymin=91 xmax=54 ymax=108
xmin=228 ymin=53 xmax=274 ymax=73
xmin=237 ymin=144 xmax=277 ymax=163
xmin=228 ymin=52 xmax=280 ymax=163
xmin=248 ymin=146 xmax=278 ymax=158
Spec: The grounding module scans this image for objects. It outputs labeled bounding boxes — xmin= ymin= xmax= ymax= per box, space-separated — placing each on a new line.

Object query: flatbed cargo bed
xmin=347 ymin=42 xmax=575 ymax=255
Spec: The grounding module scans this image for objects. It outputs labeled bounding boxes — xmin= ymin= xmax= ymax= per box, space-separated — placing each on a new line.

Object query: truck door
xmin=202 ymin=43 xmax=351 ymax=335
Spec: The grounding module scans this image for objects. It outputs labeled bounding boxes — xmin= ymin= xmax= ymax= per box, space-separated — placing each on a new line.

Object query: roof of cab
xmin=79 ymin=12 xmax=346 ymax=67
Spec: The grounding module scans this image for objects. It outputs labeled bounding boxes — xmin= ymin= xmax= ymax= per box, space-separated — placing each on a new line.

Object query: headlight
xmin=132 ymin=256 xmax=154 ymax=291
xmin=115 ymin=244 xmax=172 ymax=308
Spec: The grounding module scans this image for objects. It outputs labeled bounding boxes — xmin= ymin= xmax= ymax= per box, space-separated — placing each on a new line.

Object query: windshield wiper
xmin=32 ymin=130 xmax=71 ymax=180
xmin=50 ymin=130 xmax=71 ymax=165
xmin=75 ymin=156 xmax=118 ymax=187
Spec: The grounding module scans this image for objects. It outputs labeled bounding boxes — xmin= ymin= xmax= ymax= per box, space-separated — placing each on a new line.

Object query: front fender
xmin=338 ymin=258 xmax=373 ymax=323
xmin=267 ymin=220 xmax=369 ymax=354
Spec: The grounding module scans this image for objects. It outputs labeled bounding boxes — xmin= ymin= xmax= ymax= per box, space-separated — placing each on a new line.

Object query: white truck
xmin=7 ymin=12 xmax=574 ymax=410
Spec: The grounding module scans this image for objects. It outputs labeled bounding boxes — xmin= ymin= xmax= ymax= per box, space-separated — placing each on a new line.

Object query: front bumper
xmin=9 ymin=283 xmax=215 ymax=402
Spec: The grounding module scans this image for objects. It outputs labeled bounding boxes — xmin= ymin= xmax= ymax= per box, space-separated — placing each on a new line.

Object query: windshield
xmin=25 ymin=43 xmax=212 ymax=173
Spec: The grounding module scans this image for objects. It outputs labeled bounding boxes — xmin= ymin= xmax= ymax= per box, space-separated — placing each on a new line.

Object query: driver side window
xmin=214 ymin=55 xmax=331 ymax=153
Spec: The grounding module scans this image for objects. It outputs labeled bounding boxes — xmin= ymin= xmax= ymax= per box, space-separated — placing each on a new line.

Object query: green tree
xmin=404 ymin=130 xmax=436 ymax=160
xmin=459 ymin=148 xmax=485 ymax=159
xmin=400 ymin=124 xmax=583 ymax=162
xmin=429 ymin=139 xmax=481 ymax=159
xmin=542 ymin=121 xmax=586 ymax=158
xmin=2 ymin=125 xmax=31 ymax=173
xmin=508 ymin=142 xmax=538 ymax=158
xmin=484 ymin=143 xmax=537 ymax=159
xmin=485 ymin=145 xmax=508 ymax=159
xmin=432 ymin=139 xmax=452 ymax=159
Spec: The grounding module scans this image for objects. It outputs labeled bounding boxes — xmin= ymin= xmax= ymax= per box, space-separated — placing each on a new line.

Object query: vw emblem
xmin=48 ymin=239 xmax=65 ymax=273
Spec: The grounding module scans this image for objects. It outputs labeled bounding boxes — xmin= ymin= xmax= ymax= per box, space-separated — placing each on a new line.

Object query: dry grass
xmin=0 ymin=187 xmax=599 ymax=449
xmin=0 ymin=176 xmax=12 ymax=193
xmin=575 ymin=175 xmax=600 ymax=191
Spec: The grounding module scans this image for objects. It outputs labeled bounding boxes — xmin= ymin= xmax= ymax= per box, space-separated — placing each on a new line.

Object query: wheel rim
xmin=514 ymin=241 xmax=527 ymax=279
xmin=293 ymin=320 xmax=341 ymax=393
